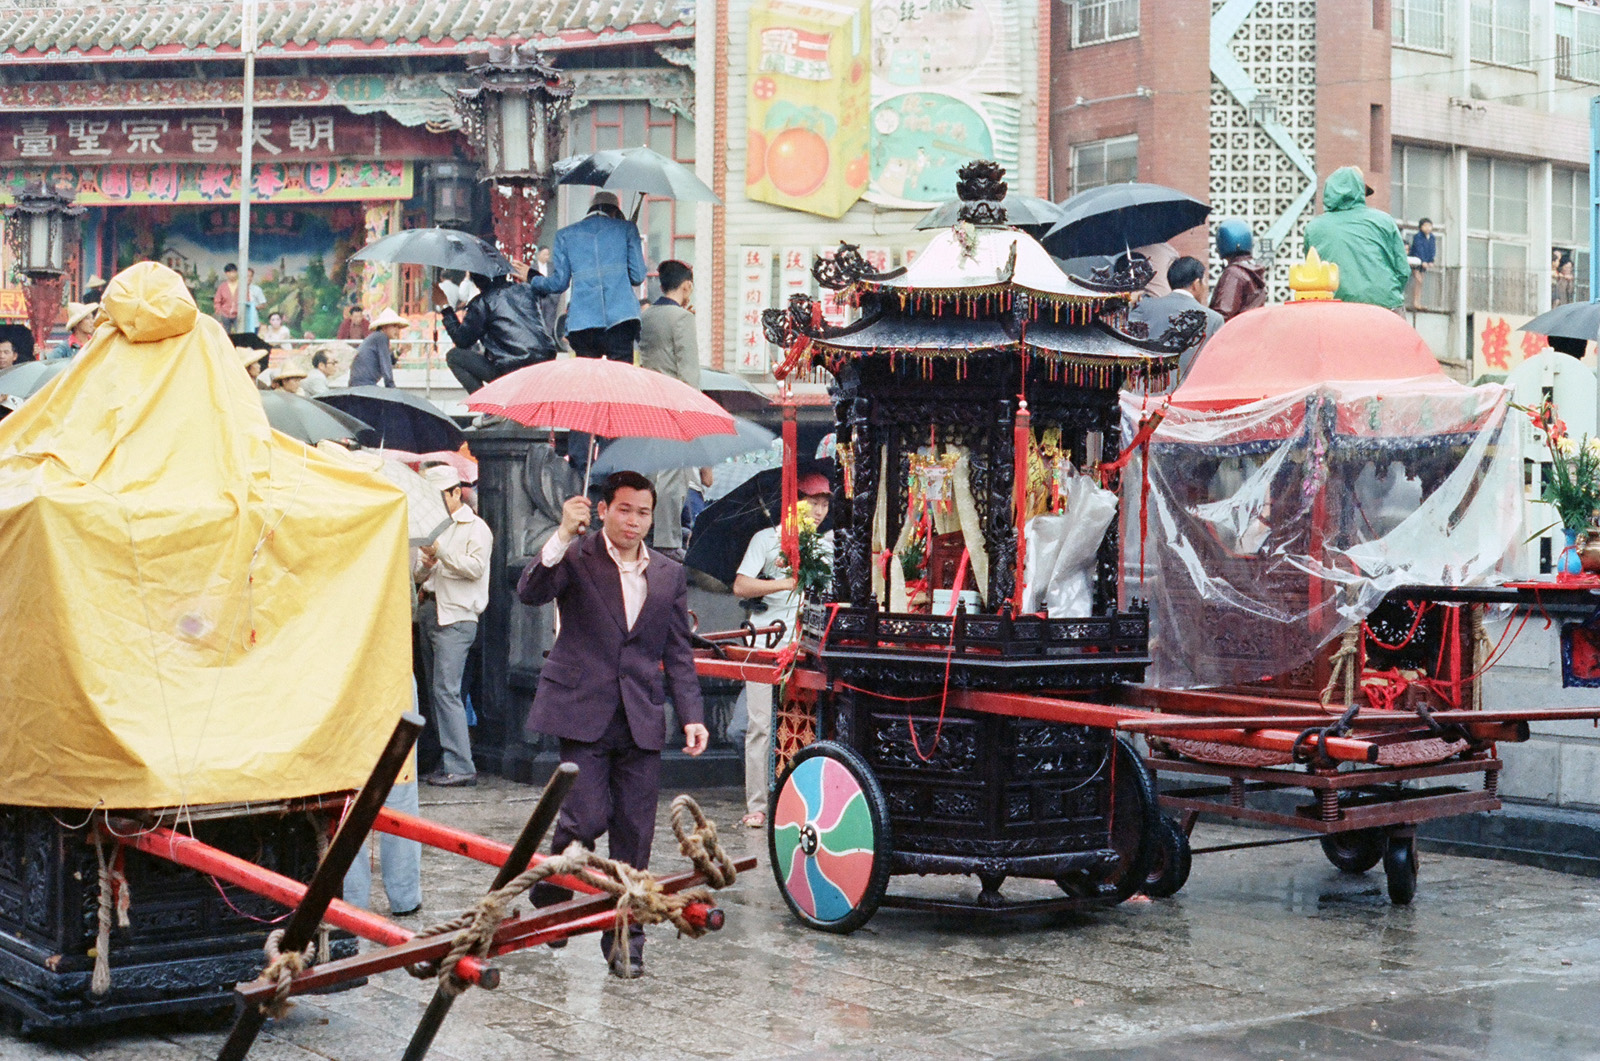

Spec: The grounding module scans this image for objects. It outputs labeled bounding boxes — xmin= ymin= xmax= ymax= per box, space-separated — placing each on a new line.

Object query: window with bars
xmin=1070 ymin=135 xmax=1138 ymax=195
xmin=1557 ymin=3 xmax=1600 ymax=83
xmin=1470 ymin=0 xmax=1532 ymax=67
xmin=558 ymin=101 xmax=697 ymax=295
xmin=1392 ymin=0 xmax=1449 ymax=52
xmin=1072 ymin=0 xmax=1138 ymax=47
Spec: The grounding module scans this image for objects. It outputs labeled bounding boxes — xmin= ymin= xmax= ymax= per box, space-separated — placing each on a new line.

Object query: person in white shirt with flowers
xmin=732 ymin=472 xmax=833 ymax=828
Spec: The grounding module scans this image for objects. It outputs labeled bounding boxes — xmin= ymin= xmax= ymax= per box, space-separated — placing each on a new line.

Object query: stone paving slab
xmin=5 ymin=777 xmax=1599 ymax=1060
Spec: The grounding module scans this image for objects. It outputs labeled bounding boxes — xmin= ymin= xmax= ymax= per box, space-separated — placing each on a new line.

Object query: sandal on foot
xmin=739 ymin=812 xmax=766 ymax=828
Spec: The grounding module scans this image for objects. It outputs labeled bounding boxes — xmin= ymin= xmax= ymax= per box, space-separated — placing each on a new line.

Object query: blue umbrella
xmin=590 ymin=417 xmax=775 ymax=478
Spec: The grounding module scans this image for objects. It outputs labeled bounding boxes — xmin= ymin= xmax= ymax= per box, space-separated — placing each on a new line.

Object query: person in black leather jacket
xmin=438 ymin=271 xmax=556 ymax=393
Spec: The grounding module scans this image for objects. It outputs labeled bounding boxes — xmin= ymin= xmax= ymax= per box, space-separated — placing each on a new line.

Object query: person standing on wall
xmin=517 ymin=470 xmax=708 ymax=977
xmin=416 ymin=464 xmax=493 ymax=788
xmin=213 ymin=263 xmax=240 ymax=331
xmin=526 ymin=191 xmax=648 ymax=362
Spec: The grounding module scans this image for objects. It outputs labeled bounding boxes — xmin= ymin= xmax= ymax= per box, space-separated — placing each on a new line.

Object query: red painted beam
xmin=113 ymin=824 xmax=490 ymax=987
xmin=371 ymin=808 xmax=600 ymax=897
xmin=951 ymin=690 xmax=1379 ymax=764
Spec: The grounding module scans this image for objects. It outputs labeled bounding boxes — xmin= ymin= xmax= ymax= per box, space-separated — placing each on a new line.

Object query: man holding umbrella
xmin=436 ymin=271 xmax=555 ymax=393
xmin=527 ymin=191 xmax=648 ymax=362
xmin=518 ymin=470 xmax=707 ymax=977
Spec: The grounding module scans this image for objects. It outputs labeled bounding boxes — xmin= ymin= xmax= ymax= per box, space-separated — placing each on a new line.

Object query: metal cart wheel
xmin=1143 ymin=814 xmax=1192 ymax=899
xmin=1320 ymin=829 xmax=1385 ymax=874
xmin=1383 ymin=834 xmax=1419 ymax=905
xmin=1058 ymin=737 xmax=1160 ymax=904
xmin=769 ymin=741 xmax=893 ymax=934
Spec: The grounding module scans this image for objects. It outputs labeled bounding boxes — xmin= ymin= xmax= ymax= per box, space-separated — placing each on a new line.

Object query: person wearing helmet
xmin=1210 ymin=218 xmax=1268 ymax=321
xmin=1302 ymin=166 xmax=1411 ymax=310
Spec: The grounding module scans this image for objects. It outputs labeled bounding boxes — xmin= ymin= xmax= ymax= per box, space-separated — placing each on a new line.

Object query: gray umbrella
xmin=261 ymin=390 xmax=375 ymax=446
xmin=351 ymin=228 xmax=512 ymax=277
xmin=591 ymin=417 xmax=775 ymax=477
xmin=554 ymin=146 xmax=722 ymax=204
xmin=700 ymin=368 xmax=769 ymax=413
xmin=0 ymin=359 xmax=67 ymax=403
xmin=915 ymin=194 xmax=1064 ymax=233
xmin=1521 ymin=301 xmax=1600 ymax=342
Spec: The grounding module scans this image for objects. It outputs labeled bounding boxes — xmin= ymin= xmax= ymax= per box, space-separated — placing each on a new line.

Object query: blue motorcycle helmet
xmin=1216 ymin=218 xmax=1254 ymax=259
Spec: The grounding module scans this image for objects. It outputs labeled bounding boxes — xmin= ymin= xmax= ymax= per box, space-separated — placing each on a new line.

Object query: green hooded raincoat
xmin=1303 ymin=167 xmax=1411 ymax=310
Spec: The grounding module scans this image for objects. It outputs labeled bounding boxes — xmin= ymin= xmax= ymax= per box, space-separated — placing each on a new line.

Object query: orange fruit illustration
xmin=767 ymin=127 xmax=830 ymax=198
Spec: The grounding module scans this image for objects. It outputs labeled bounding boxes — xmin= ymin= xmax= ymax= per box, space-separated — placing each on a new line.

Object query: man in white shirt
xmin=417 ymin=464 xmax=493 ymax=787
xmin=301 ymin=350 xmax=336 ymax=398
xmin=732 ymin=473 xmax=832 ymax=828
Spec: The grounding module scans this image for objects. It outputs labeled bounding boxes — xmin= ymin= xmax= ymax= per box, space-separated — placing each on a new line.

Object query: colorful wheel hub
xmin=772 ymin=754 xmax=876 ymax=923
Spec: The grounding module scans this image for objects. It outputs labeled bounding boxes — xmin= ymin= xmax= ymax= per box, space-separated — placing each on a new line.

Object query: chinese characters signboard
xmin=0 ymin=160 xmax=413 ymax=207
xmin=736 ymin=246 xmax=773 ymax=371
xmin=0 ymin=110 xmax=439 ymax=164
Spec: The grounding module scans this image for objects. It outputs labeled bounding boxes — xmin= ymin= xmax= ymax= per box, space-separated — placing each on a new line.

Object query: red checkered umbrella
xmin=466 ymin=357 xmax=736 ymax=441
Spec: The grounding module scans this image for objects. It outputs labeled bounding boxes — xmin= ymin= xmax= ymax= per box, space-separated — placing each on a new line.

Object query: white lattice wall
xmin=1207 ymin=0 xmax=1318 ymax=302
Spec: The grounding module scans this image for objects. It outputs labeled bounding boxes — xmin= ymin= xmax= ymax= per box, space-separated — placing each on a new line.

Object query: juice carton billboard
xmin=746 ymin=0 xmax=871 ymax=219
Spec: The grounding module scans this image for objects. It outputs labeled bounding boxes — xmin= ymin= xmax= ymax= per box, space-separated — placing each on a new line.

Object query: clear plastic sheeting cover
xmin=1122 ymin=378 xmax=1525 ymax=689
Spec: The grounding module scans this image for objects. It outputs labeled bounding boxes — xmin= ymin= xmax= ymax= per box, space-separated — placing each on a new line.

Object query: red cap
xmin=798 ymin=472 xmax=831 ymax=497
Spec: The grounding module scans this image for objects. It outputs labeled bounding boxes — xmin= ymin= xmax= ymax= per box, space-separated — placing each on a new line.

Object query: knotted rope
xmin=1319 ymin=627 xmax=1361 ymax=711
xmin=407 ymin=794 xmax=735 ymax=993
xmin=90 ymin=831 xmax=131 ymax=996
xmin=257 ymin=928 xmax=316 ymax=1018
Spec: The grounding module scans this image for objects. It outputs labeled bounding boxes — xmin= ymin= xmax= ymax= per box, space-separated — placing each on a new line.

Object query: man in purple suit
xmin=516 ymin=469 xmax=708 ymax=977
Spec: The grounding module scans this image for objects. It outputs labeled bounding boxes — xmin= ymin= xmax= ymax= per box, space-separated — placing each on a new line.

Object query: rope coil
xmin=407 ymin=794 xmax=735 ymax=992
xmin=258 ymin=928 xmax=316 ymax=1018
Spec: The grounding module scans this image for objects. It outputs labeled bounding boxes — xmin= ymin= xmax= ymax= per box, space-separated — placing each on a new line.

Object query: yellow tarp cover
xmin=0 ymin=262 xmax=412 ymax=808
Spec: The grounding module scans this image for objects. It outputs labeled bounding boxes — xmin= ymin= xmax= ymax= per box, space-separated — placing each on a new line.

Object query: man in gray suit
xmin=1129 ymin=256 xmax=1225 ymax=384
xmin=516 ymin=469 xmax=708 ymax=977
xmin=638 ymin=260 xmax=701 ymax=556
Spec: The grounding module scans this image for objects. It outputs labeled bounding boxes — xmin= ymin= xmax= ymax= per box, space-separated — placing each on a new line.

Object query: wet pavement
xmin=6 ymin=777 xmax=1600 ymax=1060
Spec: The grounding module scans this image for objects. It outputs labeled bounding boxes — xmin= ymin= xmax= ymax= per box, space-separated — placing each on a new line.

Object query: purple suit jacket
xmin=516 ymin=532 xmax=704 ymax=751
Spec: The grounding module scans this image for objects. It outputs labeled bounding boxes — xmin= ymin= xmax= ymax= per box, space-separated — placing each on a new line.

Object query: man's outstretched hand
xmin=683 ymin=723 xmax=709 ymax=757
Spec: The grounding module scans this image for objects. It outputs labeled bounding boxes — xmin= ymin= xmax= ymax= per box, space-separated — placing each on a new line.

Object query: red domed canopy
xmin=1171 ymin=300 xmax=1446 ymax=411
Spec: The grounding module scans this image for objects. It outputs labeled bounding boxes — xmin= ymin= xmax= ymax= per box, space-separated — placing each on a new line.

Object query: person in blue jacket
xmin=527 ymin=191 xmax=648 ymax=362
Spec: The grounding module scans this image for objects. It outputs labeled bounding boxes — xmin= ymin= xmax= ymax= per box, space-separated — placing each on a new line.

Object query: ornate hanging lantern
xmin=3 ymin=182 xmax=85 ymax=349
xmin=457 ymin=44 xmax=572 ymax=261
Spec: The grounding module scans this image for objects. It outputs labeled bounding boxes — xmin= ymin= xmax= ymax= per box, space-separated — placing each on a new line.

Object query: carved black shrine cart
xmin=699 ymin=164 xmax=1194 ymax=929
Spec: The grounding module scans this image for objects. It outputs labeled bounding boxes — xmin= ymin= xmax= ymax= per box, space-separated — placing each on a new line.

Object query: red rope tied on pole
xmin=1012 ymin=398 xmax=1030 ymax=615
xmin=780 ymin=398 xmax=800 ymax=578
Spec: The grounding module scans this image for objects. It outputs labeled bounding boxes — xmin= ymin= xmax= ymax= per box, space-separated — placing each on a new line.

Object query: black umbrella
xmin=684 ymin=459 xmax=830 ymax=587
xmin=261 ymin=390 xmax=375 ymax=446
xmin=591 ymin=417 xmax=776 ymax=478
xmin=318 ymin=386 xmax=464 ymax=453
xmin=1041 ymin=183 xmax=1212 ymax=258
xmin=915 ymin=194 xmax=1063 ymax=233
xmin=350 ymin=228 xmax=512 ymax=278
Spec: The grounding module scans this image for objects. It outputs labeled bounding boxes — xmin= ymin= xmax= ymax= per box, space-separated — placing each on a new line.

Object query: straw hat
xmin=237 ymin=346 xmax=269 ymax=368
xmin=272 ymin=361 xmax=308 ymax=381
xmin=589 ymin=191 xmax=620 ymax=211
xmin=64 ymin=302 xmax=96 ymax=331
xmin=369 ymin=308 xmax=408 ymax=331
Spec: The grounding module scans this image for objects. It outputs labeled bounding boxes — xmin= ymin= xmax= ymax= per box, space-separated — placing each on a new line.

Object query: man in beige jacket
xmin=416 ymin=463 xmax=494 ymax=786
xmin=638 ymin=260 xmax=701 ymax=556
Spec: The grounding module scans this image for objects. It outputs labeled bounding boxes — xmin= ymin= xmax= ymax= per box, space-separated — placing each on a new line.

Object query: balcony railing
xmin=1410 ymin=267 xmax=1554 ymax=317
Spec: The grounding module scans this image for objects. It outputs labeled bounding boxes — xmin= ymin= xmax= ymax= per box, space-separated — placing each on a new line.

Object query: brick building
xmin=1052 ymin=0 xmax=1390 ymax=295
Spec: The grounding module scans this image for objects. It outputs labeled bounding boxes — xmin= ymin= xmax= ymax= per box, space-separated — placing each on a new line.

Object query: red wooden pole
xmin=113 ymin=823 xmax=490 ymax=987
xmin=1013 ymin=398 xmax=1031 ymax=613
